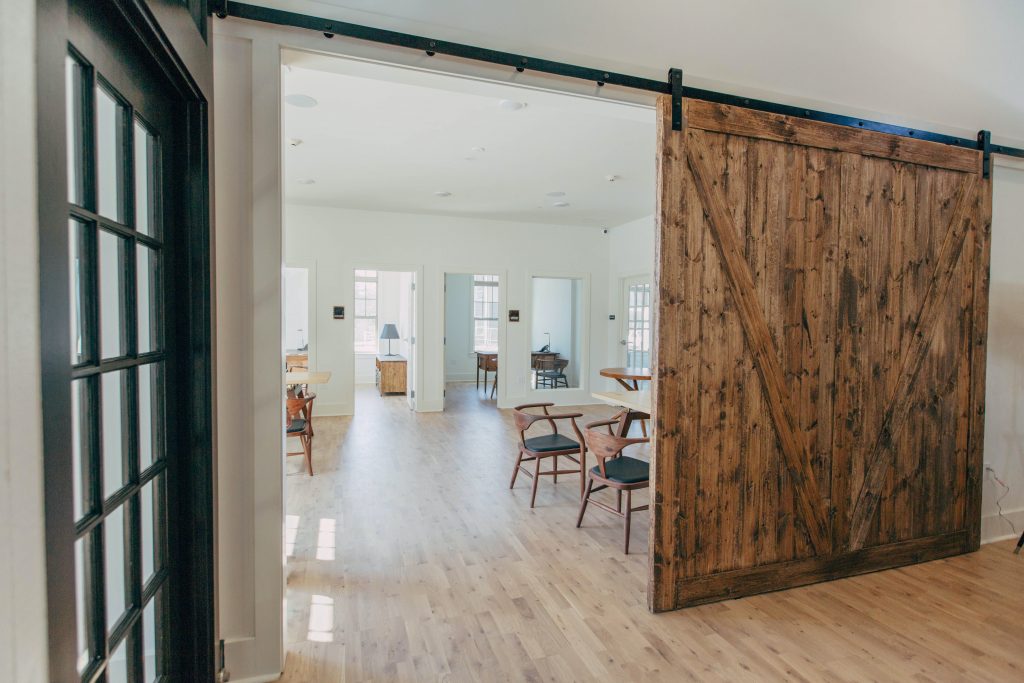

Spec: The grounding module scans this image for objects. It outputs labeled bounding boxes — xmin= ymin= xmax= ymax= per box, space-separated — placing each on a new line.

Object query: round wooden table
xmin=599 ymin=367 xmax=651 ymax=391
xmin=599 ymin=367 xmax=652 ymax=436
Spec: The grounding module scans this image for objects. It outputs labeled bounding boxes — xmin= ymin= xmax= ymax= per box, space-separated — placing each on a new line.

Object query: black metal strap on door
xmin=213 ymin=0 xmax=1024 ymax=177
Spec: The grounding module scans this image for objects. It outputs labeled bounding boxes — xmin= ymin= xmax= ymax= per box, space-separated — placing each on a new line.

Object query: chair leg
xmin=576 ymin=477 xmax=593 ymax=528
xmin=639 ymin=419 xmax=647 ymax=438
xmin=616 ymin=489 xmax=622 ymax=513
xmin=509 ymin=450 xmax=524 ymax=489
xmin=304 ymin=434 xmax=314 ymax=476
xmin=553 ymin=455 xmax=558 ymax=483
xmin=579 ymin=449 xmax=586 ymax=498
xmin=624 ymin=489 xmax=632 ymax=554
xmin=529 ymin=455 xmax=542 ymax=508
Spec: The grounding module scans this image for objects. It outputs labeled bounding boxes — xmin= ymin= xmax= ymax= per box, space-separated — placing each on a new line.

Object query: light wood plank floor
xmin=281 ymin=383 xmax=1023 ymax=682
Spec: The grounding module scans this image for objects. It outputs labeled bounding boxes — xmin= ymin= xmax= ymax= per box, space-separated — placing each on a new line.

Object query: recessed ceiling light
xmin=288 ymin=138 xmax=303 ymax=147
xmin=552 ymin=201 xmax=570 ymax=208
xmin=546 ymin=191 xmax=565 ymax=197
xmin=471 ymin=146 xmax=486 ymax=153
xmin=285 ymin=94 xmax=318 ymax=108
xmin=499 ymin=99 xmax=525 ymax=111
xmin=433 ymin=191 xmax=451 ymax=197
xmin=605 ymin=174 xmax=620 ymax=182
xmin=296 ymin=178 xmax=315 ymax=185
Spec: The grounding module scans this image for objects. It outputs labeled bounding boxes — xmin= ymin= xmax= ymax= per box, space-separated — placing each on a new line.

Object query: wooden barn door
xmin=649 ymin=97 xmax=992 ymax=611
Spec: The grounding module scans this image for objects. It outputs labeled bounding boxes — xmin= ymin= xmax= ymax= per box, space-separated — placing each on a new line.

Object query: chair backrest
xmin=286 ymin=396 xmax=312 ymax=429
xmin=512 ymin=402 xmax=556 ymax=433
xmin=534 ymin=357 xmax=557 ymax=372
xmin=583 ymin=420 xmax=648 ymax=477
xmin=512 ymin=403 xmax=584 ymax=445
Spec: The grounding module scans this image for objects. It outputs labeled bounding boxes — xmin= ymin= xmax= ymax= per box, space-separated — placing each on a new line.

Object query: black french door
xmin=40 ymin=1 xmax=214 ymax=681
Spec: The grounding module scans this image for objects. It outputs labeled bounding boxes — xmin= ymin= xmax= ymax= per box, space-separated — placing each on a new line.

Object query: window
xmin=473 ymin=274 xmax=498 ymax=353
xmin=354 ymin=270 xmax=378 ymax=353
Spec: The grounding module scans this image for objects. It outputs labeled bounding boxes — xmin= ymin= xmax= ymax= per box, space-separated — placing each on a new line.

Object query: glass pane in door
xmin=99 ymin=229 xmax=129 ymax=359
xmin=104 ymin=504 xmax=127 ymax=631
xmin=624 ymin=280 xmax=652 ymax=370
xmin=101 ymin=370 xmax=128 ymax=497
xmin=96 ymin=84 xmax=127 ymax=223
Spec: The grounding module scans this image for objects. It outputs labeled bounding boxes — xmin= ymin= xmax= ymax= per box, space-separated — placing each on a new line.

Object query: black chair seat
xmin=286 ymin=418 xmax=307 ymax=434
xmin=592 ymin=456 xmax=649 ymax=484
xmin=524 ymin=433 xmax=580 ymax=453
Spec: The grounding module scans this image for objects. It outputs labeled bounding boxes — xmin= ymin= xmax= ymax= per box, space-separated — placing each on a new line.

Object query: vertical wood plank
xmin=847 ymin=174 xmax=978 ymax=550
xmin=685 ymin=130 xmax=832 ymax=554
xmin=965 ymin=172 xmax=993 ymax=551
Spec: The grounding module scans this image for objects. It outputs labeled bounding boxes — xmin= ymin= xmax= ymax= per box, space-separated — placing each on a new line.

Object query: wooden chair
xmin=510 ymin=403 xmax=586 ymax=507
xmin=535 ymin=357 xmax=568 ymax=389
xmin=577 ymin=419 xmax=650 ymax=553
xmin=476 ymin=352 xmax=497 ymax=393
xmin=286 ymin=395 xmax=314 ymax=475
xmin=483 ymin=355 xmax=498 ymax=399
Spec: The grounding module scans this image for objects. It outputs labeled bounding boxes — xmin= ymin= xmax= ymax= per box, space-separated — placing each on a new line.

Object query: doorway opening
xmin=275 ymin=43 xmax=657 ymax=677
xmin=354 ymin=268 xmax=417 ymax=412
xmin=443 ymin=272 xmax=502 ymax=408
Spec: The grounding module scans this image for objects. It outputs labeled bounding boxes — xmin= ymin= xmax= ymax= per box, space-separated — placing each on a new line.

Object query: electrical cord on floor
xmin=984 ymin=465 xmax=1017 ymax=538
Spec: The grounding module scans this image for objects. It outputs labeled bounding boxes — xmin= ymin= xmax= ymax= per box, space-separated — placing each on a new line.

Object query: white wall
xmin=981 ymin=161 xmax=1024 ymax=542
xmin=603 ymin=215 xmax=655 ymax=378
xmin=444 ymin=274 xmax=477 ymax=382
xmin=0 ymin=1 xmax=48 ymax=680
xmin=285 ymin=204 xmax=610 ymax=413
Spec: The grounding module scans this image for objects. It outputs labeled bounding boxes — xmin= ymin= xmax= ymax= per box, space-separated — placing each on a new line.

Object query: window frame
xmin=471 ymin=274 xmax=499 ymax=354
xmin=353 ymin=270 xmax=379 ymax=354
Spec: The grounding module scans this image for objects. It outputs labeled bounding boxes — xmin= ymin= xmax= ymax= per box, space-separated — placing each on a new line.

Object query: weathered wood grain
xmin=650 ymin=95 xmax=992 ymax=610
xmin=685 ymin=129 xmax=832 ymax=554
xmin=847 ymin=175 xmax=977 ymax=550
xmin=965 ymin=172 xmax=994 ymax=551
xmin=684 ymin=99 xmax=981 ymax=174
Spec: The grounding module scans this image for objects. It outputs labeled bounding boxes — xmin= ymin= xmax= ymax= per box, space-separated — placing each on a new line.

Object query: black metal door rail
xmin=213 ymin=1 xmax=1023 ymax=177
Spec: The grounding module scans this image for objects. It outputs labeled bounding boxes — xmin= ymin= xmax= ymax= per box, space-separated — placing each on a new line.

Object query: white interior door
xmin=620 ymin=275 xmax=652 ymax=369
xmin=407 ymin=273 xmax=417 ymax=409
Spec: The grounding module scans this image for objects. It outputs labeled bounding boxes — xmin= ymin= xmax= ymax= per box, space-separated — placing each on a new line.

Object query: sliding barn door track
xmin=213 ymin=1 xmax=1022 ymax=176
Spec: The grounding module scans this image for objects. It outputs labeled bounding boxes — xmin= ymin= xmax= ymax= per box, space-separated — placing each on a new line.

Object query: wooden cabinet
xmin=375 ymin=355 xmax=407 ymax=396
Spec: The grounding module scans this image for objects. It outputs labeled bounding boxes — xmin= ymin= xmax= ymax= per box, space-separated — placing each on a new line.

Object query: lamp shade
xmin=379 ymin=323 xmax=400 ymax=340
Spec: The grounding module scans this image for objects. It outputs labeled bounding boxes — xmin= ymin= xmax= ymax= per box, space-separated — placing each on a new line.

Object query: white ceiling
xmin=259 ymin=0 xmax=1024 ymax=147
xmin=282 ymin=51 xmax=656 ymax=228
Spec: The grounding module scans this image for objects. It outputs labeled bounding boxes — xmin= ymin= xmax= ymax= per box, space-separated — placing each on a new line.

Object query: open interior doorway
xmin=443 ymin=272 xmax=502 ymax=408
xmin=275 ymin=42 xmax=657 ymax=677
xmin=354 ymin=268 xmax=417 ymax=412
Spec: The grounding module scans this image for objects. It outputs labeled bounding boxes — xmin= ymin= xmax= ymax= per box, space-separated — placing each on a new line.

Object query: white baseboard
xmin=311 ymin=402 xmax=352 ymax=417
xmin=981 ymin=507 xmax=1024 ymax=544
xmin=226 ymin=674 xmax=281 ymax=683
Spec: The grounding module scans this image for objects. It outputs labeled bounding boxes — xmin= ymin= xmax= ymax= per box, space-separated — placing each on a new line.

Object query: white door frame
xmin=525 ymin=271 xmax=592 ymax=405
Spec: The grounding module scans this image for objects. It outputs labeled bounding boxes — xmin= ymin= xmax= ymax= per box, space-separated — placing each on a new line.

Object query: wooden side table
xmin=376 ymin=355 xmax=408 ymax=396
